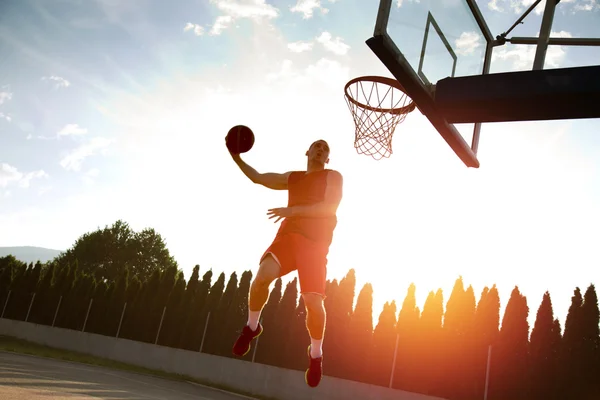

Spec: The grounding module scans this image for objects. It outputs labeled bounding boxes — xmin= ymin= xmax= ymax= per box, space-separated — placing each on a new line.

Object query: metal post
xmin=155 ymin=306 xmax=166 ymax=345
xmin=25 ymin=293 xmax=36 ymax=322
xmin=199 ymin=311 xmax=210 ymax=353
xmin=82 ymin=299 xmax=93 ymax=332
xmin=52 ymin=296 xmax=62 ymax=327
xmin=389 ymin=333 xmax=400 ymax=388
xmin=116 ymin=302 xmax=127 ymax=338
xmin=470 ymin=39 xmax=494 ymax=156
xmin=484 ymin=345 xmax=492 ymax=400
xmin=1 ymin=290 xmax=11 ymax=318
xmin=251 ymin=318 xmax=263 ymax=363
xmin=532 ymin=0 xmax=559 ymax=70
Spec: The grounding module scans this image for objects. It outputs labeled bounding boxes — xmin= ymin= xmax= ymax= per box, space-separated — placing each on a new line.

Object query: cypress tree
xmin=270 ymin=277 xmax=298 ymax=368
xmin=419 ymin=289 xmax=444 ymax=396
xmin=204 ymin=271 xmax=238 ymax=355
xmin=559 ymin=287 xmax=584 ymax=399
xmin=392 ymin=283 xmax=421 ymax=392
xmin=581 ymin=284 xmax=600 ymax=398
xmin=489 ymin=286 xmax=530 ymax=400
xmin=529 ymin=291 xmax=561 ymax=400
xmin=347 ymin=283 xmax=374 ymax=384
xmin=323 ymin=270 xmax=356 ymax=379
xmin=255 ymin=278 xmax=283 ymax=365
xmin=369 ymin=300 xmax=398 ymax=386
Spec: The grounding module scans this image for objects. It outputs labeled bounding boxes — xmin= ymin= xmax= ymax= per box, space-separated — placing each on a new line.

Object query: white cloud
xmin=290 ymin=0 xmax=337 ymax=18
xmin=455 ymin=31 xmax=483 ymax=56
xmin=210 ymin=15 xmax=234 ymax=35
xmin=0 ymin=90 xmax=12 ymax=105
xmin=0 ymin=89 xmax=12 ymax=122
xmin=489 ymin=0 xmax=598 ymax=14
xmin=0 ymin=163 xmax=48 ymax=189
xmin=184 ymin=22 xmax=204 ymax=36
xmin=492 ymin=31 xmax=573 ymax=71
xmin=42 ymin=75 xmax=70 ymax=88
xmin=60 ymin=137 xmax=114 ymax=171
xmin=396 ymin=0 xmax=419 ymax=7
xmin=574 ymin=0 xmax=599 ymax=11
xmin=287 ymin=40 xmax=314 ymax=53
xmin=207 ymin=0 xmax=279 ymax=35
xmin=57 ymin=123 xmax=88 ymax=138
xmin=316 ymin=32 xmax=350 ymax=55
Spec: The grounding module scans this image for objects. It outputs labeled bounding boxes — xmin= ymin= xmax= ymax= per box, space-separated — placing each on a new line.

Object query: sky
xmin=0 ymin=0 xmax=599 ymax=332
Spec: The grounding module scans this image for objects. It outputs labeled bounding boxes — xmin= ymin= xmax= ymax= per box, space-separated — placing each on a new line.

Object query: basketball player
xmin=228 ymin=138 xmax=343 ymax=388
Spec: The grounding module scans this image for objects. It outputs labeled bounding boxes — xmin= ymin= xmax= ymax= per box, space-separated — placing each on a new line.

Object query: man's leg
xmin=295 ymin=235 xmax=328 ymax=388
xmin=247 ymin=253 xmax=280 ymax=329
xmin=232 ymin=253 xmax=281 ymax=357
xmin=303 ymin=293 xmax=326 ymax=358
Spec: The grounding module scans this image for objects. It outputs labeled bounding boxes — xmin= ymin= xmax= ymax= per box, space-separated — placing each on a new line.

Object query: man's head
xmin=306 ymin=139 xmax=330 ymax=166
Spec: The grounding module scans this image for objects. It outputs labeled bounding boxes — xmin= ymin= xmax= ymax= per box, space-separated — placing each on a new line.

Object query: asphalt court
xmin=0 ymin=351 xmax=256 ymax=400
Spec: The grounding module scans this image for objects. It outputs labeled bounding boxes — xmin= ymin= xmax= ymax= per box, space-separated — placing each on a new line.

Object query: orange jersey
xmin=276 ymin=169 xmax=340 ymax=246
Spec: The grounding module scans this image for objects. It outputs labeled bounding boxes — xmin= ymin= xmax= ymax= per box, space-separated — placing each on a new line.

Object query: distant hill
xmin=0 ymin=246 xmax=63 ymax=264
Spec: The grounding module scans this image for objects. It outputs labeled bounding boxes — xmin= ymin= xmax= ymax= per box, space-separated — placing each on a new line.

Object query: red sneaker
xmin=232 ymin=323 xmax=263 ymax=357
xmin=305 ymin=345 xmax=323 ymax=388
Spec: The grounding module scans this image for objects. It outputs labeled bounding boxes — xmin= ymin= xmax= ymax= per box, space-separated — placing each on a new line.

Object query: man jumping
xmin=228 ymin=138 xmax=343 ymax=388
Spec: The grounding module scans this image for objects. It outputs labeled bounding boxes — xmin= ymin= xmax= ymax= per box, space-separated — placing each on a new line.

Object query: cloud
xmin=184 ymin=22 xmax=204 ymax=36
xmin=455 ymin=31 xmax=483 ymax=56
xmin=288 ymin=32 xmax=350 ymax=56
xmin=42 ymin=75 xmax=70 ymax=88
xmin=290 ymin=0 xmax=337 ymax=18
xmin=0 ymin=88 xmax=12 ymax=122
xmin=0 ymin=163 xmax=48 ymax=189
xmin=57 ymin=123 xmax=88 ymax=138
xmin=489 ymin=0 xmax=599 ymax=14
xmin=492 ymin=31 xmax=573 ymax=71
xmin=287 ymin=40 xmax=314 ymax=53
xmin=60 ymin=137 xmax=114 ymax=172
xmin=0 ymin=90 xmax=11 ymax=105
xmin=210 ymin=16 xmax=234 ymax=35
xmin=316 ymin=32 xmax=350 ymax=55
xmin=207 ymin=0 xmax=279 ymax=35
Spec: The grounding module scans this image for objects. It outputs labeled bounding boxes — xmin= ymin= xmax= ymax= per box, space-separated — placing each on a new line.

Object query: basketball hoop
xmin=344 ymin=76 xmax=416 ymax=160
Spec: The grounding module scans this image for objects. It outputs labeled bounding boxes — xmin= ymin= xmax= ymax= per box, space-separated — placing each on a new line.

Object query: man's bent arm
xmin=291 ymin=170 xmax=343 ymax=217
xmin=232 ymin=154 xmax=291 ymax=190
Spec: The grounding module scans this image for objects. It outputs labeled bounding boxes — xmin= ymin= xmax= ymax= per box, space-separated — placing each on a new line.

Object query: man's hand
xmin=267 ymin=207 xmax=293 ymax=223
xmin=225 ymin=136 xmax=242 ymax=161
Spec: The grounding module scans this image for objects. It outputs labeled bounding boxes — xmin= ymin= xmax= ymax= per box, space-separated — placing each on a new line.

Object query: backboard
xmin=363 ymin=0 xmax=600 ymax=168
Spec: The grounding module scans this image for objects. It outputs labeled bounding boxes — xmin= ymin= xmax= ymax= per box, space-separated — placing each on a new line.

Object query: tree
xmin=323 ymin=270 xmax=356 ymax=379
xmin=54 ymin=220 xmax=178 ymax=283
xmin=369 ymin=300 xmax=398 ymax=386
xmin=392 ymin=283 xmax=421 ymax=392
xmin=489 ymin=286 xmax=530 ymax=400
xmin=345 ymin=282 xmax=374 ymax=383
xmin=559 ymin=287 xmax=584 ymax=399
xmin=472 ymin=285 xmax=500 ymax=399
xmin=255 ymin=278 xmax=283 ymax=365
xmin=581 ymin=284 xmax=600 ymax=398
xmin=418 ymin=289 xmax=444 ymax=396
xmin=529 ymin=291 xmax=562 ymax=400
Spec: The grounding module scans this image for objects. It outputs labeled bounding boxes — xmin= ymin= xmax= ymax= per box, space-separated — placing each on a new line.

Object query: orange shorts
xmin=260 ymin=232 xmax=329 ymax=297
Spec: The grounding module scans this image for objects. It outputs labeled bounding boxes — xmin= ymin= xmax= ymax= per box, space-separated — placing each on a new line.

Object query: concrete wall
xmin=0 ymin=318 xmax=446 ymax=400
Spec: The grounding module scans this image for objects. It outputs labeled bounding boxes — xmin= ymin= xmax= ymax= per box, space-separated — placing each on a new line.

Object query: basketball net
xmin=344 ymin=76 xmax=416 ymax=160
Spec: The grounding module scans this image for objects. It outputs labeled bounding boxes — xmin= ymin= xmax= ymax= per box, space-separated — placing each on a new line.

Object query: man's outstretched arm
xmin=231 ymin=154 xmax=291 ymax=190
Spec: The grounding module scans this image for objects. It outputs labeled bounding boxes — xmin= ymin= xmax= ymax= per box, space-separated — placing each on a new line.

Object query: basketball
xmin=226 ymin=125 xmax=255 ymax=154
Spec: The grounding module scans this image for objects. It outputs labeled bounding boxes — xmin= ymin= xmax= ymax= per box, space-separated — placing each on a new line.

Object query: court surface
xmin=0 ymin=351 xmax=256 ymax=400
